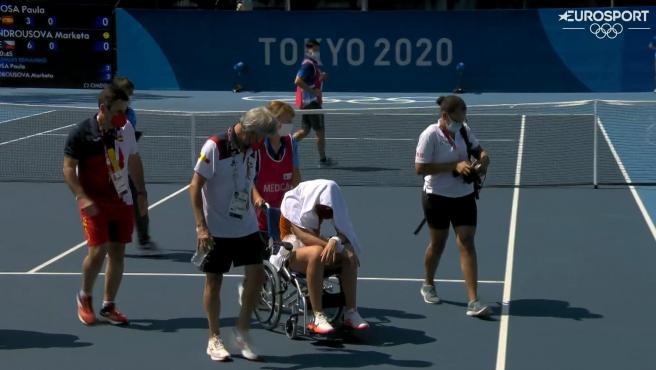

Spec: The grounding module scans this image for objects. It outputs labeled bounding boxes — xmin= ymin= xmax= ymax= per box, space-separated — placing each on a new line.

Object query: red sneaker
xmin=343 ymin=309 xmax=369 ymax=331
xmin=99 ymin=303 xmax=129 ymax=325
xmin=307 ymin=312 xmax=336 ymax=335
xmin=76 ymin=293 xmax=96 ymax=325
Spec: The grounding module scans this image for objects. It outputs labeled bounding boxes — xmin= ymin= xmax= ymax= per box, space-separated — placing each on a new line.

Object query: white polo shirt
xmin=194 ymin=127 xmax=259 ymax=238
xmin=415 ymin=122 xmax=480 ymax=198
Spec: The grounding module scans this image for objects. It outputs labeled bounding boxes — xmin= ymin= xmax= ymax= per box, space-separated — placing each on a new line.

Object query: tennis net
xmin=0 ymin=100 xmax=653 ymax=187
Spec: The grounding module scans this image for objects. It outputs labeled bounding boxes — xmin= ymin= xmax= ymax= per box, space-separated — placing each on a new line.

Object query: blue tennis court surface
xmin=1 ymin=89 xmax=655 ymax=369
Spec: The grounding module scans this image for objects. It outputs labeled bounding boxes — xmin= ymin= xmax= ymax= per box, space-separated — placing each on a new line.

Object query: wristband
xmin=330 ymin=236 xmax=344 ymax=253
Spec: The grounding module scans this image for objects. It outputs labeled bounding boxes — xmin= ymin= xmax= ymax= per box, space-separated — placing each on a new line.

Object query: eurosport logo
xmin=558 ymin=9 xmax=651 ymax=39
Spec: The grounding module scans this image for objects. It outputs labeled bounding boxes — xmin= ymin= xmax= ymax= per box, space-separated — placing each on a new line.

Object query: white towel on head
xmin=280 ymin=179 xmax=363 ymax=257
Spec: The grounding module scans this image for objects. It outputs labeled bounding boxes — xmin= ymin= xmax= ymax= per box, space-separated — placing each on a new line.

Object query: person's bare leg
xmin=81 ymin=244 xmax=107 ymax=295
xmin=338 ymin=255 xmax=358 ymax=310
xmin=424 ymin=227 xmax=449 ymax=285
xmin=455 ymin=226 xmax=478 ymax=302
xmin=204 ymin=273 xmax=223 ymax=337
xmin=289 ymin=246 xmax=324 ymax=313
xmin=237 ymin=264 xmax=265 ymax=332
xmin=316 ymin=128 xmax=326 ymax=160
xmin=103 ymin=242 xmax=125 ymax=302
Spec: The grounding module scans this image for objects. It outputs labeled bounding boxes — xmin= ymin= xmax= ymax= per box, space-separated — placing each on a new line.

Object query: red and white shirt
xmin=194 ymin=126 xmax=259 ymax=238
xmin=64 ymin=116 xmax=138 ymax=206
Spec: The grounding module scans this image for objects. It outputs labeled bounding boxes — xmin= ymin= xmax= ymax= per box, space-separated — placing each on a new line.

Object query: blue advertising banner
xmin=116 ymin=8 xmax=656 ymax=92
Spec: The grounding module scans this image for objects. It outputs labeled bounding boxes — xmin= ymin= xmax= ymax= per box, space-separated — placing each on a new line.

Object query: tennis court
xmin=1 ymin=89 xmax=655 ymax=369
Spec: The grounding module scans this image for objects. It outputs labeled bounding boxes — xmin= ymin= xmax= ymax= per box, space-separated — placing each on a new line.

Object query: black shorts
xmin=421 ymin=192 xmax=477 ymax=229
xmin=202 ymin=232 xmax=266 ymax=274
xmin=300 ymin=101 xmax=325 ymax=131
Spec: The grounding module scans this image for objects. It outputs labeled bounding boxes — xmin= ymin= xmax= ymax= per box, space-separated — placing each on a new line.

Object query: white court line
xmin=597 ymin=118 xmax=656 ymax=241
xmin=0 ymin=122 xmax=75 ymax=147
xmin=495 ymin=114 xmax=525 ymax=370
xmin=0 ymin=271 xmax=503 ymax=283
xmin=0 ymin=110 xmax=55 ymax=125
xmin=26 ymin=185 xmax=191 ymax=274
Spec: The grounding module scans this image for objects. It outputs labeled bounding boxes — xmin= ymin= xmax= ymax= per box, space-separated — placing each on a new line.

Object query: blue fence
xmin=117 ymin=8 xmax=656 ymax=92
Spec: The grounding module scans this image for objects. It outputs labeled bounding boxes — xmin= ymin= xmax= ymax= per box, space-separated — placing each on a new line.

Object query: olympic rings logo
xmin=589 ymin=23 xmax=623 ymax=39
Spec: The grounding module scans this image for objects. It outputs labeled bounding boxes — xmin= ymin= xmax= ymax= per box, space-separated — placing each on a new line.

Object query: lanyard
xmin=227 ymin=127 xmax=254 ymax=193
xmin=100 ymin=128 xmax=129 ymax=197
xmin=101 ymin=129 xmax=120 ymax=175
xmin=440 ymin=126 xmax=456 ymax=148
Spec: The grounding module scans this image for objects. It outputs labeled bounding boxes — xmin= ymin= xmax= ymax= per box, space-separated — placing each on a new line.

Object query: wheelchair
xmin=254 ymin=206 xmax=345 ymax=339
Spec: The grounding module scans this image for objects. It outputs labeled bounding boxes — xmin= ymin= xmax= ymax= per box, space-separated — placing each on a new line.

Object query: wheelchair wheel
xmin=285 ymin=314 xmax=298 ymax=339
xmin=254 ymin=261 xmax=282 ymax=330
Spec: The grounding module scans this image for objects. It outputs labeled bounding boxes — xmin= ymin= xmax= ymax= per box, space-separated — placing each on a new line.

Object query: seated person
xmin=280 ymin=179 xmax=369 ymax=334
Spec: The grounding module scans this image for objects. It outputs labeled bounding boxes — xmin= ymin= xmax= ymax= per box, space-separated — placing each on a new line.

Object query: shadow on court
xmin=509 ymin=299 xmax=603 ymax=321
xmin=125 ymin=249 xmax=193 ymax=263
xmin=0 ymin=330 xmax=92 ymax=350
xmin=268 ymin=307 xmax=435 ymax=349
xmin=126 ymin=317 xmax=236 ymax=333
xmin=262 ymin=349 xmax=433 ymax=370
xmin=0 ymin=92 xmax=190 ymax=105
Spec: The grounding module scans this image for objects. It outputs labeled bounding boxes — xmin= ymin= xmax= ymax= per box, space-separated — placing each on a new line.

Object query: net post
xmin=593 ymin=100 xmax=598 ymax=189
xmin=190 ymin=113 xmax=197 ymax=167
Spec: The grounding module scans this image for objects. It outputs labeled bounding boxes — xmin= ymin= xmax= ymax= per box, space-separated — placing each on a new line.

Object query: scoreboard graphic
xmin=0 ymin=3 xmax=116 ymax=88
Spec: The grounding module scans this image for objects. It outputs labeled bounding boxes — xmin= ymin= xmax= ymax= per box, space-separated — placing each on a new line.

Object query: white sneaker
xmin=233 ymin=328 xmax=260 ymax=361
xmin=420 ymin=284 xmax=441 ymax=304
xmin=466 ymin=299 xmax=491 ymax=317
xmin=269 ymin=247 xmax=289 ymax=271
xmin=308 ymin=311 xmax=336 ymax=335
xmin=206 ymin=335 xmax=231 ymax=361
xmin=343 ymin=309 xmax=369 ymax=331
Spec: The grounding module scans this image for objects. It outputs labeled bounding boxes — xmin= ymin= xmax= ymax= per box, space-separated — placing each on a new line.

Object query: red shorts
xmin=80 ymin=203 xmax=134 ymax=247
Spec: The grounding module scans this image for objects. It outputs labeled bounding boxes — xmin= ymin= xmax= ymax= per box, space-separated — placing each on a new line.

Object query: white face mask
xmin=447 ymin=116 xmax=463 ymax=134
xmin=278 ymin=123 xmax=293 ymax=137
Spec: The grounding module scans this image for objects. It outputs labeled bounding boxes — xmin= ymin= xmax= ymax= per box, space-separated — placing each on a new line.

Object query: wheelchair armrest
xmin=269 ymin=241 xmax=294 ymax=255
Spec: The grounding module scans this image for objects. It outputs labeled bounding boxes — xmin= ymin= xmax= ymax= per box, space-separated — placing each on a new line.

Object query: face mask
xmin=278 ymin=123 xmax=293 ymax=137
xmin=111 ymin=113 xmax=127 ymax=129
xmin=447 ymin=117 xmax=463 ymax=134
